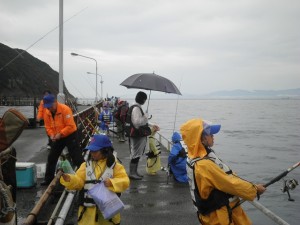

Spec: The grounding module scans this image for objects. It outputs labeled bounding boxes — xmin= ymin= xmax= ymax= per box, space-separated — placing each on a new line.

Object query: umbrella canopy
xmin=120 ymin=73 xmax=182 ymax=95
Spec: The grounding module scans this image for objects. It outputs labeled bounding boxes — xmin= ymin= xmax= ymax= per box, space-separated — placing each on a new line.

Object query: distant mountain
xmin=204 ymin=88 xmax=300 ymax=98
xmin=0 ymin=42 xmax=73 ymax=98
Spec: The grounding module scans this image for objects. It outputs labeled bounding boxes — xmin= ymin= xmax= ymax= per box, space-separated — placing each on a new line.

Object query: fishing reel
xmin=282 ymin=179 xmax=298 ymax=201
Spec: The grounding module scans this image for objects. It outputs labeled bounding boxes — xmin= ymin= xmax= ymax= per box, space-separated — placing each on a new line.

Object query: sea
xmin=1 ymin=98 xmax=299 ymax=225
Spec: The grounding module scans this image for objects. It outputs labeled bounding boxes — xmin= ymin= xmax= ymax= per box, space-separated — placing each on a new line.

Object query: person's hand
xmin=61 ymin=173 xmax=71 ymax=182
xmin=104 ymin=178 xmax=112 ymax=187
xmin=255 ymin=184 xmax=266 ymax=195
xmin=50 ymin=135 xmax=56 ymax=142
xmin=153 ymin=125 xmax=160 ymax=131
xmin=54 ymin=133 xmax=62 ymax=141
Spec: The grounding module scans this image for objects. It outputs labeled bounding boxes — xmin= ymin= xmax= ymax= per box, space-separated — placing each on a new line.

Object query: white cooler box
xmin=16 ymin=162 xmax=37 ymax=188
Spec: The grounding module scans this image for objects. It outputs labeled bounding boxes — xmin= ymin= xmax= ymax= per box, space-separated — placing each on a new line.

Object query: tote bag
xmin=88 ymin=182 xmax=124 ymax=219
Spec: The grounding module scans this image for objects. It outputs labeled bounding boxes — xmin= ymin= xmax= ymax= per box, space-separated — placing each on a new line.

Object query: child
xmin=60 ymin=134 xmax=130 ymax=225
xmin=99 ymin=101 xmax=112 ymax=135
xmin=146 ymin=125 xmax=161 ymax=175
xmin=168 ymin=132 xmax=188 ymax=183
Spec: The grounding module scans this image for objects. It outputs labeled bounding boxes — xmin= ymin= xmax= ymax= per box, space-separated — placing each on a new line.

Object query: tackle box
xmin=16 ymin=162 xmax=37 ymax=188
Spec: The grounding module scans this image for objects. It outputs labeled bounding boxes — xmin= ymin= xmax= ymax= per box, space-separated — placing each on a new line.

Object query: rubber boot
xmin=129 ymin=162 xmax=142 ymax=180
xmin=136 ymin=161 xmax=143 ymax=178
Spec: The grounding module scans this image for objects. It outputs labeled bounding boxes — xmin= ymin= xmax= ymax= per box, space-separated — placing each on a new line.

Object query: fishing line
xmin=0 ymin=7 xmax=88 ymax=72
xmin=172 ymin=76 xmax=183 ymax=134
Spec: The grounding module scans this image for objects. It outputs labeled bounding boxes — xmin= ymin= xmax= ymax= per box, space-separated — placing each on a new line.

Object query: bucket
xmin=36 ymin=163 xmax=46 ymax=179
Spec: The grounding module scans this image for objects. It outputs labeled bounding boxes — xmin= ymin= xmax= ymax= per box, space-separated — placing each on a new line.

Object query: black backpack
xmin=124 ymin=105 xmax=151 ymax=137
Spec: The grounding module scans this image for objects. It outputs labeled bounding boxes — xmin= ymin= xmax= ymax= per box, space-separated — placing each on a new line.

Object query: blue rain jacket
xmin=168 ymin=132 xmax=188 ymax=183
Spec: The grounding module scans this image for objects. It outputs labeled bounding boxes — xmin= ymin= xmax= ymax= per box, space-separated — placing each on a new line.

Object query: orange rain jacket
xmin=180 ymin=118 xmax=258 ymax=225
xmin=44 ymin=102 xmax=77 ymax=138
xmin=37 ymin=100 xmax=46 ymax=120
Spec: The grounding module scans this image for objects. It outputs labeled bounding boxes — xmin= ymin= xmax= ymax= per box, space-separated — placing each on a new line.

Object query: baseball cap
xmin=43 ymin=94 xmax=55 ymax=108
xmin=85 ymin=134 xmax=112 ymax=152
xmin=202 ymin=120 xmax=221 ymax=135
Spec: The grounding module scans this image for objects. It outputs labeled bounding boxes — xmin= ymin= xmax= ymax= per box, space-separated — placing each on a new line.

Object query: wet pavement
xmin=13 ymin=128 xmax=199 ymax=225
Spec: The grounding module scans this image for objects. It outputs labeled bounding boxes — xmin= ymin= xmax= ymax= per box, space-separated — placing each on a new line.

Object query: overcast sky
xmin=1 ymin=0 xmax=299 ymax=99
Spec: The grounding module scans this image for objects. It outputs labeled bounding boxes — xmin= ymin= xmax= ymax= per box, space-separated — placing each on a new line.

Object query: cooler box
xmin=16 ymin=162 xmax=37 ymax=188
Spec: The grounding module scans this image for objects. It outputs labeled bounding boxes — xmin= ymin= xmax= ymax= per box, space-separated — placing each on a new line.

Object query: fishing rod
xmin=234 ymin=161 xmax=300 ymax=209
xmin=172 ymin=77 xmax=182 ymax=134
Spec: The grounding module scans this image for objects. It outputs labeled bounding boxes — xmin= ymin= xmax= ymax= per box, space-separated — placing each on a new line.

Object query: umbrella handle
xmin=146 ymin=90 xmax=151 ymax=113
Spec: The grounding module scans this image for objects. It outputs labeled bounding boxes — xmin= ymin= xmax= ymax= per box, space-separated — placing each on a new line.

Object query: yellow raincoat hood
xmin=180 ymin=118 xmax=207 ymax=159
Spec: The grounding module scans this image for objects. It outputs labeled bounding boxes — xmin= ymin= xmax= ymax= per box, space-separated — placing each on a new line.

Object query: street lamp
xmin=71 ymin=52 xmax=98 ymax=103
xmin=87 ymin=72 xmax=103 ymax=100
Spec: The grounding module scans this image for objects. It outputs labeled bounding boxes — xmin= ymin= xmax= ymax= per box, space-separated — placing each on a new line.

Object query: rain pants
xmin=180 ymin=118 xmax=258 ymax=225
xmin=60 ymin=158 xmax=130 ymax=225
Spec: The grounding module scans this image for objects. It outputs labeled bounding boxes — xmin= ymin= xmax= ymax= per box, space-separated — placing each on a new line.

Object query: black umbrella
xmin=120 ymin=73 xmax=182 ymax=111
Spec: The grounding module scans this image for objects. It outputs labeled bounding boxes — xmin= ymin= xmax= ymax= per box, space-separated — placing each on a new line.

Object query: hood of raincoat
xmin=172 ymin=132 xmax=182 ymax=143
xmin=180 ymin=118 xmax=221 ymax=159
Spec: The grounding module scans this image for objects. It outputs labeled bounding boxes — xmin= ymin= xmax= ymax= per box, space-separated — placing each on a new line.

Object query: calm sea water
xmin=1 ymin=99 xmax=299 ymax=224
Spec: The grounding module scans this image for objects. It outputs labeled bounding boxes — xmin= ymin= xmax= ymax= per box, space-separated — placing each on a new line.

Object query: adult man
xmin=41 ymin=94 xmax=84 ymax=186
xmin=128 ymin=91 xmax=149 ymax=180
xmin=180 ymin=118 xmax=266 ymax=225
xmin=36 ymin=90 xmax=52 ymax=149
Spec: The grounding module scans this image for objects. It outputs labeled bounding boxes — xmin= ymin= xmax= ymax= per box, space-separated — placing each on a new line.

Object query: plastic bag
xmin=87 ymin=182 xmax=124 ymax=219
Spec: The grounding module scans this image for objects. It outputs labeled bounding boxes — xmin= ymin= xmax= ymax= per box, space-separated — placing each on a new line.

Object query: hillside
xmin=0 ymin=43 xmax=73 ymax=98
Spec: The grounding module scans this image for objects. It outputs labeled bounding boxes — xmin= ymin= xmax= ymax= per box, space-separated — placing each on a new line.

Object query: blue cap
xmin=43 ymin=94 xmax=55 ymax=108
xmin=203 ymin=120 xmax=221 ymax=135
xmin=172 ymin=132 xmax=182 ymax=143
xmin=85 ymin=134 xmax=112 ymax=152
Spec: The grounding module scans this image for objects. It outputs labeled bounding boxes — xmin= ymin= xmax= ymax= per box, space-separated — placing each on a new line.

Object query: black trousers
xmin=44 ymin=131 xmax=84 ymax=182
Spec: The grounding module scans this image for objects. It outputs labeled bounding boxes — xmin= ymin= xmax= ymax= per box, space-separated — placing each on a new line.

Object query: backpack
xmin=0 ymin=109 xmax=28 ymax=152
xmin=124 ymin=105 xmax=151 ymax=137
xmin=114 ymin=103 xmax=128 ymax=123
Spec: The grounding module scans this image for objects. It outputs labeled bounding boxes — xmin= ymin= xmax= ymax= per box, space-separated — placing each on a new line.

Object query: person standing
xmin=114 ymin=99 xmax=128 ymax=142
xmin=168 ymin=132 xmax=188 ymax=183
xmin=128 ymin=91 xmax=149 ymax=180
xmin=60 ymin=134 xmax=130 ymax=225
xmin=99 ymin=101 xmax=113 ymax=135
xmin=180 ymin=118 xmax=266 ymax=225
xmin=36 ymin=90 xmax=52 ymax=149
xmin=41 ymin=94 xmax=84 ymax=186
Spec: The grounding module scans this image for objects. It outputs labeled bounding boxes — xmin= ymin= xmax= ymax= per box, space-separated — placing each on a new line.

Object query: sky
xmin=0 ymin=0 xmax=299 ymax=100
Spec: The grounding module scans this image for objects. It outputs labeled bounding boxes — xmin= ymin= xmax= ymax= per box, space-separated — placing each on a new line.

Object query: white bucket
xmin=35 ymin=163 xmax=46 ymax=179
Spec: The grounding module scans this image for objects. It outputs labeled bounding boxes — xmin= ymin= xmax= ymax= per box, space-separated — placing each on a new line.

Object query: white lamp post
xmin=87 ymin=72 xmax=103 ymax=100
xmin=71 ymin=52 xmax=98 ymax=103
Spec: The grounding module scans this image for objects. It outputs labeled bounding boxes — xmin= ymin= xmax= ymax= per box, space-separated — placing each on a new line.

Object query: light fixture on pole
xmin=87 ymin=72 xmax=103 ymax=100
xmin=71 ymin=52 xmax=98 ymax=103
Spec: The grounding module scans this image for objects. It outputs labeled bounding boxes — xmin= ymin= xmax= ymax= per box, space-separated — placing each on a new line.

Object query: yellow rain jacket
xmin=180 ymin=118 xmax=257 ymax=225
xmin=146 ymin=128 xmax=161 ymax=174
xmin=60 ymin=159 xmax=130 ymax=225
